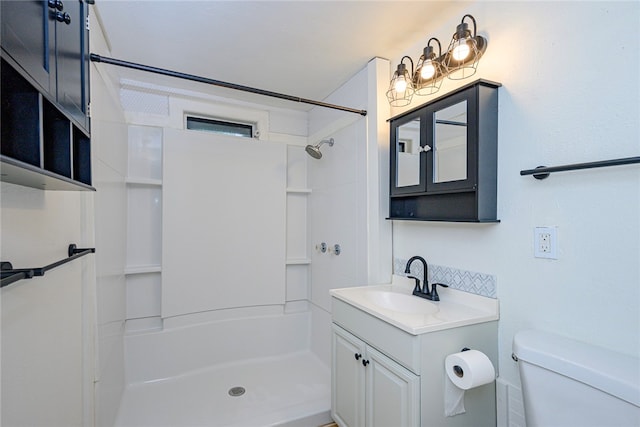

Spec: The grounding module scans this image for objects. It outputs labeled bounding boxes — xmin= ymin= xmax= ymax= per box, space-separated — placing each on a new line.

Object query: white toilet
xmin=513 ymin=329 xmax=640 ymax=427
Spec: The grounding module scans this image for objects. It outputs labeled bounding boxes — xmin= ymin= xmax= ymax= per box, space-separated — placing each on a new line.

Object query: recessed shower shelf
xmin=126 ymin=177 xmax=162 ymax=186
xmin=286 ymin=258 xmax=311 ymax=265
xmin=286 ymin=188 xmax=312 ymax=194
xmin=125 ymin=265 xmax=162 ymax=275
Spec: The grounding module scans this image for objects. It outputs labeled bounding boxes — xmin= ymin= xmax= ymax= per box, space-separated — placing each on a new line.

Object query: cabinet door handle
xmin=48 ymin=0 xmax=64 ymax=11
xmin=55 ymin=11 xmax=71 ymax=25
xmin=354 ymin=353 xmax=362 ymax=361
xmin=362 ymin=359 xmax=370 ymax=367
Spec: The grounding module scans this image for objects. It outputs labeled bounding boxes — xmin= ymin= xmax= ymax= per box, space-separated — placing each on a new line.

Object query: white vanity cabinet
xmin=330 ymin=284 xmax=499 ymax=427
xmin=332 ymin=324 xmax=420 ymax=427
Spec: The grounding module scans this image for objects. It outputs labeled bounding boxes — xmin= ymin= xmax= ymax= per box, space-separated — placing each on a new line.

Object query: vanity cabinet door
xmin=332 ymin=324 xmax=420 ymax=427
xmin=332 ymin=325 xmax=366 ymax=427
xmin=366 ymin=346 xmax=420 ymax=427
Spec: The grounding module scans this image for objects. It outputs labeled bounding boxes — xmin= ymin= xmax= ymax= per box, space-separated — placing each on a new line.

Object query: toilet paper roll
xmin=445 ymin=349 xmax=495 ymax=390
xmin=444 ymin=375 xmax=466 ymax=417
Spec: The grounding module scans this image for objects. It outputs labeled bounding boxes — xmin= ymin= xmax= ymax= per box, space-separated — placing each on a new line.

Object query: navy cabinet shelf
xmin=1 ymin=59 xmax=93 ymax=191
xmin=0 ymin=155 xmax=94 ymax=191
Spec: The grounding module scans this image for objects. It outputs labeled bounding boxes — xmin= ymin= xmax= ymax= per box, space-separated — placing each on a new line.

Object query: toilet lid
xmin=513 ymin=330 xmax=640 ymax=407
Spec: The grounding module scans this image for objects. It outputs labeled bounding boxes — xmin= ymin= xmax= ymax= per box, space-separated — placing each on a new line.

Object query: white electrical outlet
xmin=534 ymin=227 xmax=558 ymax=259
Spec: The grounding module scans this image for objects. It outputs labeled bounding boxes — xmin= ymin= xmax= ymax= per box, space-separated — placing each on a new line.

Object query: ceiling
xmin=94 ymin=1 xmax=470 ymax=111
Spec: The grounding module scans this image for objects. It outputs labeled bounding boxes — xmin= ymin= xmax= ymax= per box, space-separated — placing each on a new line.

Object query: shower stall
xmin=94 ymin=56 xmax=391 ymax=426
xmin=115 ymin=122 xmax=333 ymax=426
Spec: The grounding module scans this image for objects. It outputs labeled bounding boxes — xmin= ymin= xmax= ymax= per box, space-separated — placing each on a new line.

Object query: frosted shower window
xmin=396 ymin=117 xmax=421 ymax=187
xmin=186 ymin=116 xmax=254 ymax=138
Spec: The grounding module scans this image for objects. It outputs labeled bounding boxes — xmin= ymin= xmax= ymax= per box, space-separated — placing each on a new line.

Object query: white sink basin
xmin=330 ymin=275 xmax=499 ymax=335
xmin=365 ymin=290 xmax=438 ymax=315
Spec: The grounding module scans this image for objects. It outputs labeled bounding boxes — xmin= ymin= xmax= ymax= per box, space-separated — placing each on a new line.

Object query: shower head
xmin=305 ymin=138 xmax=334 ymax=159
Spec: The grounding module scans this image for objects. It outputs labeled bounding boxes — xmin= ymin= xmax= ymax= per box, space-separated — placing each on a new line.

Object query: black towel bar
xmin=1 ymin=244 xmax=95 ymax=288
xmin=520 ymin=156 xmax=640 ymax=179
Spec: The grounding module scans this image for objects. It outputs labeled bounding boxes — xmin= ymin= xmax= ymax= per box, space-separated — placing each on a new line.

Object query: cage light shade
xmin=444 ymin=15 xmax=488 ymax=80
xmin=414 ymin=43 xmax=445 ymax=96
xmin=387 ymin=62 xmax=415 ymax=107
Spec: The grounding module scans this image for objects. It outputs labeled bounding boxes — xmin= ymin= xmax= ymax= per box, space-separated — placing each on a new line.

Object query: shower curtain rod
xmin=90 ymin=54 xmax=368 ymax=116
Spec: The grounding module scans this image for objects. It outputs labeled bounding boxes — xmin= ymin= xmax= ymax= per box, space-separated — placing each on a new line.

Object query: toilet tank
xmin=513 ymin=330 xmax=640 ymax=427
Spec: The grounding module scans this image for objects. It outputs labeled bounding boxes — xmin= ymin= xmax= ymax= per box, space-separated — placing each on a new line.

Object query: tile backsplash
xmin=394 ymin=258 xmax=496 ymax=298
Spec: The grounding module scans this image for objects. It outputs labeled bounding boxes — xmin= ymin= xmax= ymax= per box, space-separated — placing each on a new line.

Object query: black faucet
xmin=404 ymin=256 xmax=449 ymax=301
xmin=405 ymin=255 xmax=429 ymax=294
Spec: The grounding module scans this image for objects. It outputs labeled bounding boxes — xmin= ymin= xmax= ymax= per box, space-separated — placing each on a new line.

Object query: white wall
xmin=0 ymin=6 xmax=130 ymax=426
xmin=388 ymin=1 xmax=639 ymax=422
xmin=1 ymin=9 xmax=129 ymax=427
xmin=90 ymin=8 xmax=129 ymax=426
xmin=308 ymin=58 xmax=392 ymax=366
xmin=1 ymin=185 xmax=96 ymax=427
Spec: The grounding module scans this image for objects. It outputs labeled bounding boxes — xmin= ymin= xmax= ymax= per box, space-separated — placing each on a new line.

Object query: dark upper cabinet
xmin=389 ymin=80 xmax=500 ymax=222
xmin=1 ymin=0 xmax=92 ymax=191
xmin=1 ymin=0 xmax=90 ymax=132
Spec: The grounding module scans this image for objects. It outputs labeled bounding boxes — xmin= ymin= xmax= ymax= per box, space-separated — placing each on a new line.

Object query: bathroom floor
xmin=115 ymin=351 xmax=331 ymax=427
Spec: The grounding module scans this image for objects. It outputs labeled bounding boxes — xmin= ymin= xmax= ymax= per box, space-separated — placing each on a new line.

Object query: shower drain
xmin=228 ymin=386 xmax=246 ymax=397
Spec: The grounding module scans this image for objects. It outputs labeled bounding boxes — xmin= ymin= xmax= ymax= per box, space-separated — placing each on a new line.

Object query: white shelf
xmin=286 ymin=187 xmax=312 ymax=194
xmin=286 ymin=258 xmax=311 ymax=265
xmin=126 ymin=177 xmax=163 ymax=186
xmin=125 ymin=265 xmax=162 ymax=275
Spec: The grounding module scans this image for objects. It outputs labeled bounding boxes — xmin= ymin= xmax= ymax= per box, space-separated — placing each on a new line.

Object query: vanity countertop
xmin=330 ymin=275 xmax=499 ymax=335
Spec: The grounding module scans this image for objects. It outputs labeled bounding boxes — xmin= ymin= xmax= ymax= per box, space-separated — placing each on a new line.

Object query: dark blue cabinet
xmin=1 ymin=0 xmax=93 ymax=191
xmin=1 ymin=0 xmax=90 ymax=132
xmin=389 ymin=80 xmax=500 ymax=222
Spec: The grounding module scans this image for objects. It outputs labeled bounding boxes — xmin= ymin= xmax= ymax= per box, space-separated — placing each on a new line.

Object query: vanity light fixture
xmin=386 ymin=56 xmax=415 ymax=107
xmin=414 ymin=38 xmax=446 ymax=96
xmin=387 ymin=14 xmax=488 ymax=106
xmin=443 ymin=14 xmax=488 ymax=80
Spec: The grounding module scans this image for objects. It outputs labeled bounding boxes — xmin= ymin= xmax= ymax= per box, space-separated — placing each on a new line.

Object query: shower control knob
xmin=48 ymin=0 xmax=64 ymax=11
xmin=354 ymin=353 xmax=362 ymax=361
xmin=55 ymin=11 xmax=71 ymax=24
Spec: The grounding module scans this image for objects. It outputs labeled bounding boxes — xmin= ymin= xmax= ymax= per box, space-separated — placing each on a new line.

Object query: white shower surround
xmin=123 ymin=130 xmax=329 ymax=421
xmin=162 ymin=129 xmax=287 ymax=318
xmin=113 ymin=54 xmax=390 ymax=425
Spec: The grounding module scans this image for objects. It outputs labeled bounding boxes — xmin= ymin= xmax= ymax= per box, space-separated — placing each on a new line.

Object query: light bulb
xmin=394 ymin=77 xmax=407 ymax=93
xmin=420 ymin=61 xmax=436 ymax=79
xmin=452 ymin=39 xmax=470 ymax=61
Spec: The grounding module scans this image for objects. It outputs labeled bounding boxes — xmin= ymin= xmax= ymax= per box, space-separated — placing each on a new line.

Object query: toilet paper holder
xmin=452 ymin=348 xmax=471 ymax=377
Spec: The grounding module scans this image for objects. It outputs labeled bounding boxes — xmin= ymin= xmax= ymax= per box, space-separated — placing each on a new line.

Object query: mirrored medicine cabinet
xmin=389 ymin=79 xmax=501 ymax=222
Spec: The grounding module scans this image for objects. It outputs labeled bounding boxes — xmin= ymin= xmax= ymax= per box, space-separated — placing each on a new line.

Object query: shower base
xmin=115 ymin=350 xmax=331 ymax=427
